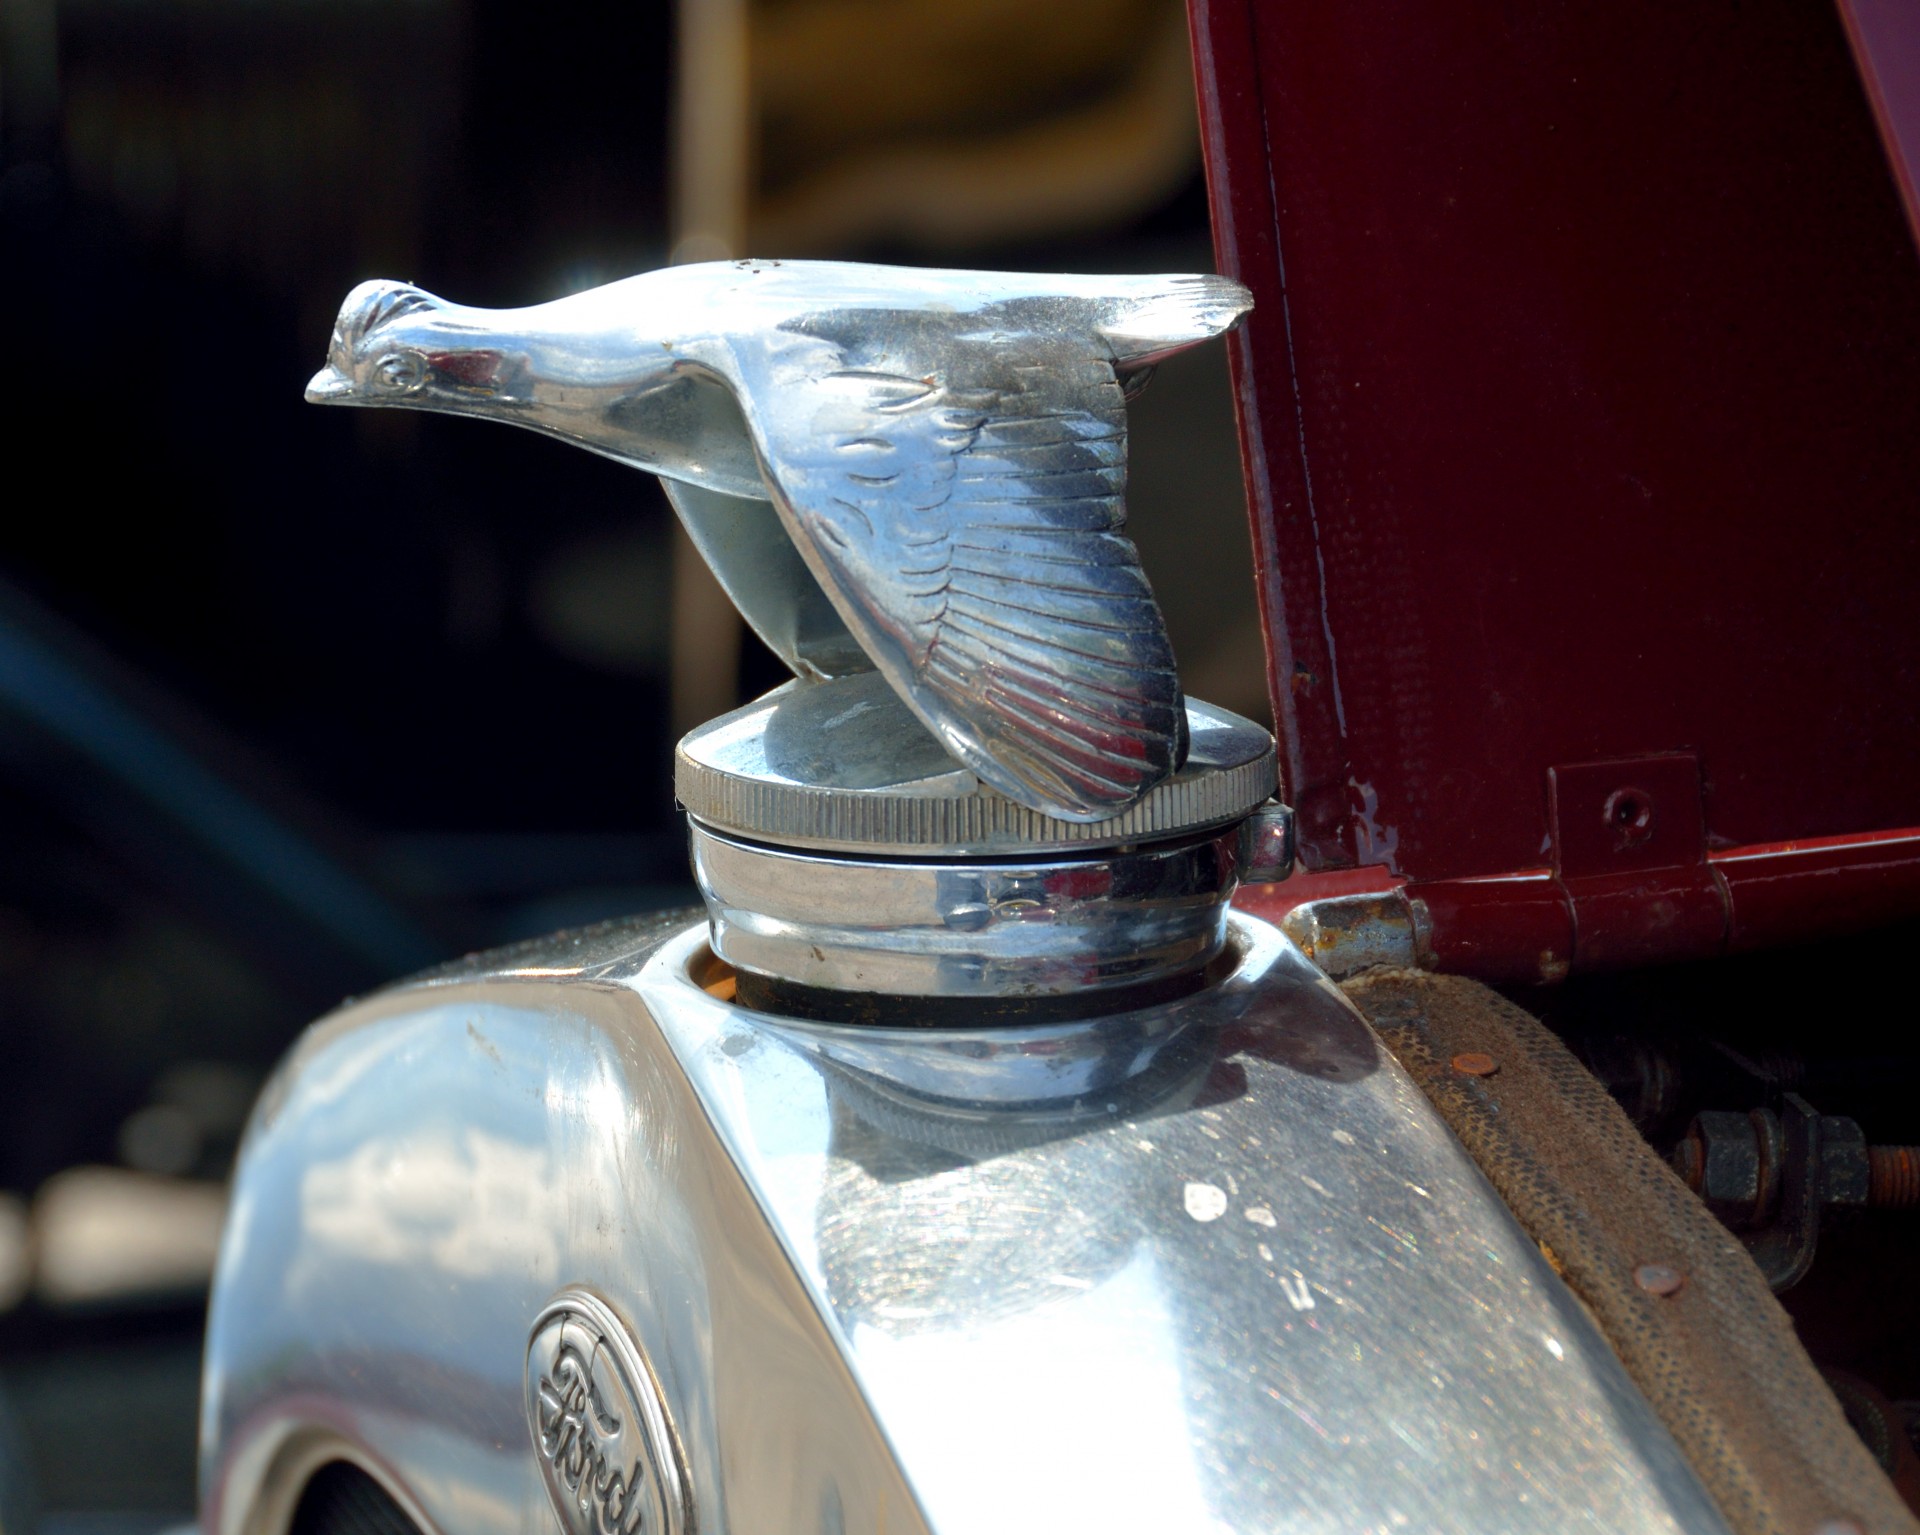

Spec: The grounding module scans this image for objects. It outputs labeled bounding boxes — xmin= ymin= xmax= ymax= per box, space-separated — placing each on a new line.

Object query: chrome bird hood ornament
xmin=308 ymin=260 xmax=1252 ymax=820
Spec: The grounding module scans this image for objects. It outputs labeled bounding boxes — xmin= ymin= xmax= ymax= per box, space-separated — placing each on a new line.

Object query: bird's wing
xmin=737 ymin=313 xmax=1183 ymax=820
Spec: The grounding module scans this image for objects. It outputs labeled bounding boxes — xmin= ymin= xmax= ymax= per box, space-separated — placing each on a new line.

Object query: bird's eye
xmin=374 ymin=351 xmax=427 ymax=393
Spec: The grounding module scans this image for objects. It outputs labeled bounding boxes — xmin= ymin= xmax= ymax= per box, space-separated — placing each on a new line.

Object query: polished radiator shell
xmin=199 ymin=912 xmax=1727 ymax=1535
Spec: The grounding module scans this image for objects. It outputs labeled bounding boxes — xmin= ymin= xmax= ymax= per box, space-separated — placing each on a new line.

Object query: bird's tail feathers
xmin=1099 ymin=274 xmax=1254 ymax=369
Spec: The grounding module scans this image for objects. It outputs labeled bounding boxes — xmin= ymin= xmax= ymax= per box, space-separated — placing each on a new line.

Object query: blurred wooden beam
xmin=668 ymin=0 xmax=751 ymax=733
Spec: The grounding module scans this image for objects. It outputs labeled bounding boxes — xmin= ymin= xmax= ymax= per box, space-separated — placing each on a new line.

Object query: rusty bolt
xmin=1678 ymin=1109 xmax=1914 ymax=1217
xmin=1671 ymin=1135 xmax=1702 ymax=1188
xmin=1634 ymin=1263 xmax=1686 ymax=1296
xmin=1451 ymin=1051 xmax=1499 ymax=1078
xmin=1868 ymin=1146 xmax=1920 ymax=1208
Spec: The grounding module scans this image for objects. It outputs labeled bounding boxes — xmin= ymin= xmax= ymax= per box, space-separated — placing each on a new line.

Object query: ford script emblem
xmin=525 ymin=1288 xmax=690 ymax=1535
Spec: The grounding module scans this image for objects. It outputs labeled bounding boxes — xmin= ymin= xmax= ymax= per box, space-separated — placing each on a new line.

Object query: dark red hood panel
xmin=1195 ymin=0 xmax=1920 ymax=973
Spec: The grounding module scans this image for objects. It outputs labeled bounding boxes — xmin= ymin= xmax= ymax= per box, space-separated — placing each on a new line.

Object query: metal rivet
xmin=1634 ymin=1263 xmax=1685 ymax=1296
xmin=1451 ymin=1052 xmax=1499 ymax=1077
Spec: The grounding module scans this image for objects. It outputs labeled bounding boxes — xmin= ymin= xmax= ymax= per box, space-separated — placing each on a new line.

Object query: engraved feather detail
xmin=746 ymin=313 xmax=1187 ymax=818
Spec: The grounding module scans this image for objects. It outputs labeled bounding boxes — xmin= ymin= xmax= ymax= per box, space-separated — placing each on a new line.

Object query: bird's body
xmin=309 ymin=260 xmax=1252 ymax=819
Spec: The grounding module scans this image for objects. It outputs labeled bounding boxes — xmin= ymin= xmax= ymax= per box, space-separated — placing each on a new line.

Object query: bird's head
xmin=306 ymin=279 xmax=509 ymax=409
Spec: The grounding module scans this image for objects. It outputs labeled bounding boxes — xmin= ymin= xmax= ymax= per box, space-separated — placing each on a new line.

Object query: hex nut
xmin=1818 ymin=1116 xmax=1871 ymax=1209
xmin=1677 ymin=1111 xmax=1763 ymax=1226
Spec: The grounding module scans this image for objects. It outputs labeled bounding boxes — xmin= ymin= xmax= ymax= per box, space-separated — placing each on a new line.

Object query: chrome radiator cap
xmin=677 ymin=671 xmax=1281 ymax=1000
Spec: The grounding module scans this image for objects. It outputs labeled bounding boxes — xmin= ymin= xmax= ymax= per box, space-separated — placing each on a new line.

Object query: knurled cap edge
xmin=674 ymin=741 xmax=1277 ymax=856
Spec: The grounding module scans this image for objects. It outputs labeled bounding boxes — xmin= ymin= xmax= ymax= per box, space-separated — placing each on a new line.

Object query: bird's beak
xmin=305 ymin=366 xmax=355 ymax=404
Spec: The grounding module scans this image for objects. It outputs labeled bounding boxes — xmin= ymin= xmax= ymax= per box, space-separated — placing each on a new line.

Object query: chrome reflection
xmin=638 ymin=918 xmax=1728 ymax=1535
xmin=691 ymin=820 xmax=1241 ymax=999
xmin=201 ymin=914 xmax=1731 ymax=1535
xmin=526 ymin=1289 xmax=690 ymax=1535
xmin=307 ymin=265 xmax=1257 ymax=821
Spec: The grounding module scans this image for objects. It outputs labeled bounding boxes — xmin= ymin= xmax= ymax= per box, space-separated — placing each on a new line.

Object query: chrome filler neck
xmin=678 ymin=671 xmax=1290 ymax=1004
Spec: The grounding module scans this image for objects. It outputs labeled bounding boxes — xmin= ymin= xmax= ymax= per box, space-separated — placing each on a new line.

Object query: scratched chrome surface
xmin=305 ymin=262 xmax=1253 ymax=821
xmin=201 ymin=912 xmax=1728 ymax=1535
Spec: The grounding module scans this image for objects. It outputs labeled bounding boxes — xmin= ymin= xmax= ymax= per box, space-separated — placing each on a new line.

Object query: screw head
xmin=1451 ymin=1051 xmax=1499 ymax=1078
xmin=1634 ymin=1263 xmax=1686 ymax=1296
xmin=1603 ymin=786 xmax=1655 ymax=849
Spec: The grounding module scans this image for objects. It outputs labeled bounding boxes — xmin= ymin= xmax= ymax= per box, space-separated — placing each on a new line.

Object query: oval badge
xmin=525 ymin=1288 xmax=690 ymax=1535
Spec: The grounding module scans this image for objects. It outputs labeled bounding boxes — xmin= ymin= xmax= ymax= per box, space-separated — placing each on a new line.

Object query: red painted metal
xmin=1837 ymin=0 xmax=1920 ymax=250
xmin=1716 ymin=827 xmax=1920 ymax=951
xmin=1233 ymin=865 xmax=1406 ymax=926
xmin=1194 ymin=0 xmax=1920 ymax=976
xmin=1405 ymin=873 xmax=1573 ymax=987
xmin=1237 ymin=825 xmax=1920 ymax=981
xmin=1545 ymin=754 xmax=1727 ymax=971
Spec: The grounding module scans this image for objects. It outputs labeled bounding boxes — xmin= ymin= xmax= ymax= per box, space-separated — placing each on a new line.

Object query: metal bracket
xmin=1673 ymin=1093 xmax=1873 ymax=1291
xmin=1546 ymin=753 xmax=1728 ymax=970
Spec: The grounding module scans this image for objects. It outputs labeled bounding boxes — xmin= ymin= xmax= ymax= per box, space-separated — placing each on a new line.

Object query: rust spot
xmin=1538 ymin=949 xmax=1570 ymax=983
xmin=1869 ymin=1145 xmax=1920 ymax=1207
xmin=1451 ymin=1051 xmax=1498 ymax=1077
